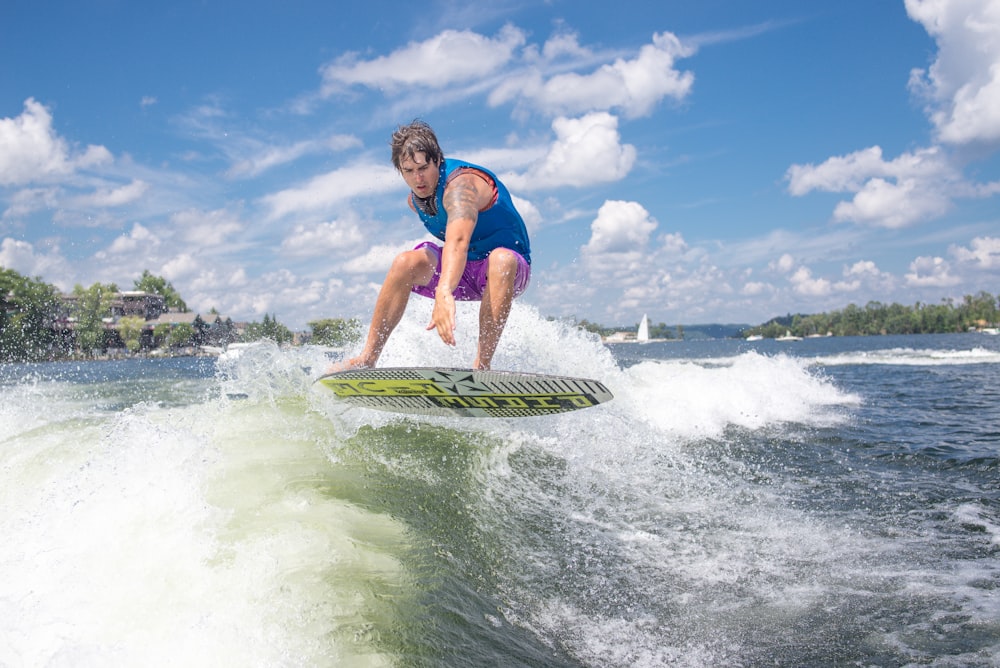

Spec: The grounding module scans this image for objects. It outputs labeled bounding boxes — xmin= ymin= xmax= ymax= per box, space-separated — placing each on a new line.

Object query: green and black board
xmin=317 ymin=367 xmax=613 ymax=418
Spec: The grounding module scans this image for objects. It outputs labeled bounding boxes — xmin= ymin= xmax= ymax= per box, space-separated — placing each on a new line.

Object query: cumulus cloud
xmin=834 ymin=260 xmax=895 ymax=293
xmin=789 ymin=265 xmax=832 ymax=296
xmin=0 ymin=237 xmax=70 ymax=283
xmin=786 ymin=2 xmax=1000 ymax=228
xmin=320 ymin=25 xmax=525 ymax=95
xmin=509 ymin=195 xmax=543 ymax=233
xmin=171 ymin=208 xmax=244 ymax=246
xmin=906 ymin=0 xmax=1000 ymax=145
xmin=261 ymin=162 xmax=400 ymax=219
xmin=106 ymin=222 xmax=160 ymax=255
xmin=786 ymin=146 xmax=959 ymax=227
xmin=905 ymin=255 xmax=961 ymax=287
xmin=741 ymin=281 xmax=772 ymax=296
xmin=341 ymin=239 xmax=424 ymax=274
xmin=950 ymin=235 xmax=1000 ymax=268
xmin=2 ymin=187 xmax=60 ymax=219
xmin=280 ymin=217 xmax=367 ymax=257
xmin=582 ymin=199 xmax=658 ymax=255
xmin=490 ymin=31 xmax=694 ymax=118
xmin=770 ymin=253 xmax=797 ymax=273
xmin=0 ymin=98 xmax=112 ymax=186
xmin=318 ymin=25 xmax=693 ymax=123
xmin=505 ymin=113 xmax=636 ymax=190
xmin=162 ymin=253 xmax=200 ymax=281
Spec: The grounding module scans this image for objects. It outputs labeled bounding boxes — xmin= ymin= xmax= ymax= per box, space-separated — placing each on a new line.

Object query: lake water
xmin=1 ymin=304 xmax=998 ymax=666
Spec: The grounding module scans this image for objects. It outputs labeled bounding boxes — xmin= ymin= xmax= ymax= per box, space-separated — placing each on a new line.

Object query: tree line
xmin=744 ymin=292 xmax=1000 ymax=339
xmin=0 ymin=266 xmax=360 ymax=362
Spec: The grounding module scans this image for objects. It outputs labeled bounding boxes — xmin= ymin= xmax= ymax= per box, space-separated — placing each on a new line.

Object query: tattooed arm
xmin=427 ymin=170 xmax=493 ymax=345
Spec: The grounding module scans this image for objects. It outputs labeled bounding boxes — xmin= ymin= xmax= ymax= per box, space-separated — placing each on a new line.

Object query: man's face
xmin=399 ymin=152 xmax=439 ymax=199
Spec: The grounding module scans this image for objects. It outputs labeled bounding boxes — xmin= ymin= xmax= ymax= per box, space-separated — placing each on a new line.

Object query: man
xmin=335 ymin=120 xmax=531 ymax=371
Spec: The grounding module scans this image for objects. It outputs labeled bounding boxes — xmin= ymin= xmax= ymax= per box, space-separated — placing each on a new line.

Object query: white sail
xmin=637 ymin=314 xmax=650 ymax=343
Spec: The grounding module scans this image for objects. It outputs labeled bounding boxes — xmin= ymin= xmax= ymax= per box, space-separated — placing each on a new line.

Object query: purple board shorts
xmin=411 ymin=241 xmax=531 ymax=301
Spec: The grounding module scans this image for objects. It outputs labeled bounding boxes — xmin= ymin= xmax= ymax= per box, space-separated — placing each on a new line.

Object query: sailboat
xmin=637 ymin=313 xmax=650 ymax=343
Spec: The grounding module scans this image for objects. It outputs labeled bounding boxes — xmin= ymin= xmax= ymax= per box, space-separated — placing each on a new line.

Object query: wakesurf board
xmin=317 ymin=367 xmax=613 ymax=418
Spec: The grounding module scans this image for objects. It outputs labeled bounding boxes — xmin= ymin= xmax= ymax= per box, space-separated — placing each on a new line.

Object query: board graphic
xmin=317 ymin=367 xmax=613 ymax=418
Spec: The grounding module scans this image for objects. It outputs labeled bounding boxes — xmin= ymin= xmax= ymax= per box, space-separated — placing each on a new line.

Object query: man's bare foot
xmin=322 ymin=355 xmax=375 ymax=376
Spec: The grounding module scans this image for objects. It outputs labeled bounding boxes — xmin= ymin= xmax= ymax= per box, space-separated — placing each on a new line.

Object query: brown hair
xmin=390 ymin=120 xmax=443 ymax=170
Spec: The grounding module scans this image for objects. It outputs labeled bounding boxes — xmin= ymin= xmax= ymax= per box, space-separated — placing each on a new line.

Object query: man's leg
xmin=474 ymin=248 xmax=519 ymax=370
xmin=334 ymin=247 xmax=437 ymax=370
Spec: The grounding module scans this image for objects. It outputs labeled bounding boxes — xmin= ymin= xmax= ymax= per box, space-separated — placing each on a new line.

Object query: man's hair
xmin=390 ymin=120 xmax=443 ymax=170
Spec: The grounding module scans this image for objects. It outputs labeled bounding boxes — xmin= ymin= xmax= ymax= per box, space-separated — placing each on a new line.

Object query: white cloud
xmin=106 ymin=222 xmax=160 ymax=255
xmin=320 ymin=25 xmax=525 ymax=95
xmin=831 ymin=176 xmax=952 ymax=229
xmin=770 ymin=253 xmax=796 ymax=273
xmin=490 ymin=31 xmax=694 ymax=118
xmin=280 ymin=217 xmax=367 ymax=257
xmin=582 ymin=199 xmax=658 ymax=255
xmin=227 ymin=135 xmax=362 ymax=178
xmin=341 ymin=239 xmax=424 ymax=274
xmin=950 ymin=235 xmax=1000 ymax=268
xmin=905 ymin=254 xmax=962 ymax=286
xmin=0 ymin=237 xmax=70 ymax=284
xmin=262 ymin=162 xmax=400 ymax=219
xmin=834 ymin=260 xmax=896 ymax=293
xmin=505 ymin=112 xmax=636 ymax=190
xmin=2 ymin=187 xmax=60 ymax=219
xmin=741 ymin=281 xmax=772 ymax=296
xmin=786 ymin=145 xmax=959 ymax=227
xmin=786 ymin=146 xmax=889 ymax=195
xmin=0 ymin=98 xmax=112 ymax=186
xmin=162 ymin=253 xmax=200 ymax=281
xmin=171 ymin=208 xmax=244 ymax=246
xmin=539 ymin=32 xmax=592 ymax=60
xmin=70 ymin=179 xmax=149 ymax=208
xmin=509 ymin=195 xmax=543 ymax=233
xmin=906 ymin=0 xmax=1000 ymax=145
xmin=789 ymin=265 xmax=832 ymax=296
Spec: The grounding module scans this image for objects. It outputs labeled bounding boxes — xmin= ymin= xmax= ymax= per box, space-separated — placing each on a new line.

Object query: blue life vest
xmin=410 ymin=158 xmax=531 ymax=264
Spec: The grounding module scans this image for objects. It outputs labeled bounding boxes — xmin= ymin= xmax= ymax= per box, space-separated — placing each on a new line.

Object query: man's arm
xmin=427 ymin=171 xmax=493 ymax=345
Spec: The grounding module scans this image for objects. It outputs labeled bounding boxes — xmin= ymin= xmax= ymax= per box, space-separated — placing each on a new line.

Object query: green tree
xmin=72 ymin=282 xmax=118 ymax=354
xmin=153 ymin=322 xmax=172 ymax=347
xmin=309 ymin=318 xmax=361 ymax=346
xmin=244 ymin=313 xmax=292 ymax=344
xmin=118 ymin=315 xmax=146 ymax=353
xmin=134 ymin=270 xmax=187 ymax=311
xmin=205 ymin=315 xmax=238 ymax=346
xmin=167 ymin=322 xmax=195 ymax=348
xmin=650 ymin=322 xmax=674 ymax=339
xmin=191 ymin=314 xmax=209 ymax=345
xmin=0 ymin=268 xmax=62 ymax=361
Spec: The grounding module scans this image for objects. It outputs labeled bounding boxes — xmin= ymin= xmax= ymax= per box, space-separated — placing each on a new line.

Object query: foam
xmin=812 ymin=346 xmax=1000 ymax=366
xmin=0 ymin=380 xmax=405 ymax=666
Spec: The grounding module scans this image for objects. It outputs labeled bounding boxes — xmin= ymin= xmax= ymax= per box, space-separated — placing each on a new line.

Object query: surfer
xmin=331 ymin=120 xmax=532 ymax=371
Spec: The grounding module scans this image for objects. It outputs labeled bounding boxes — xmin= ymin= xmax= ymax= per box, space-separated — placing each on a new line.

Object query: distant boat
xmin=776 ymin=330 xmax=803 ymax=342
xmin=637 ymin=314 xmax=650 ymax=343
xmin=745 ymin=334 xmax=764 ymax=342
xmin=981 ymin=327 xmax=999 ymax=335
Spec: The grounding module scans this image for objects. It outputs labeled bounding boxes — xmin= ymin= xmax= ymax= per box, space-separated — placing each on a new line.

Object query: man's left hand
xmin=427 ymin=290 xmax=457 ymax=345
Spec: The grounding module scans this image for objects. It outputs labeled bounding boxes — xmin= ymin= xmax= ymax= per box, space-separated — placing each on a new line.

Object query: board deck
xmin=317 ymin=367 xmax=613 ymax=418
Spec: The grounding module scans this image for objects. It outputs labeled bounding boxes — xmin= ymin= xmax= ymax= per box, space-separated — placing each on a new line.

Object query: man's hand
xmin=427 ymin=288 xmax=457 ymax=345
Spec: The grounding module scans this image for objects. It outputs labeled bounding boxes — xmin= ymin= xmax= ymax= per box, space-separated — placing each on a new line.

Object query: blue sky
xmin=2 ymin=0 xmax=998 ymax=330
